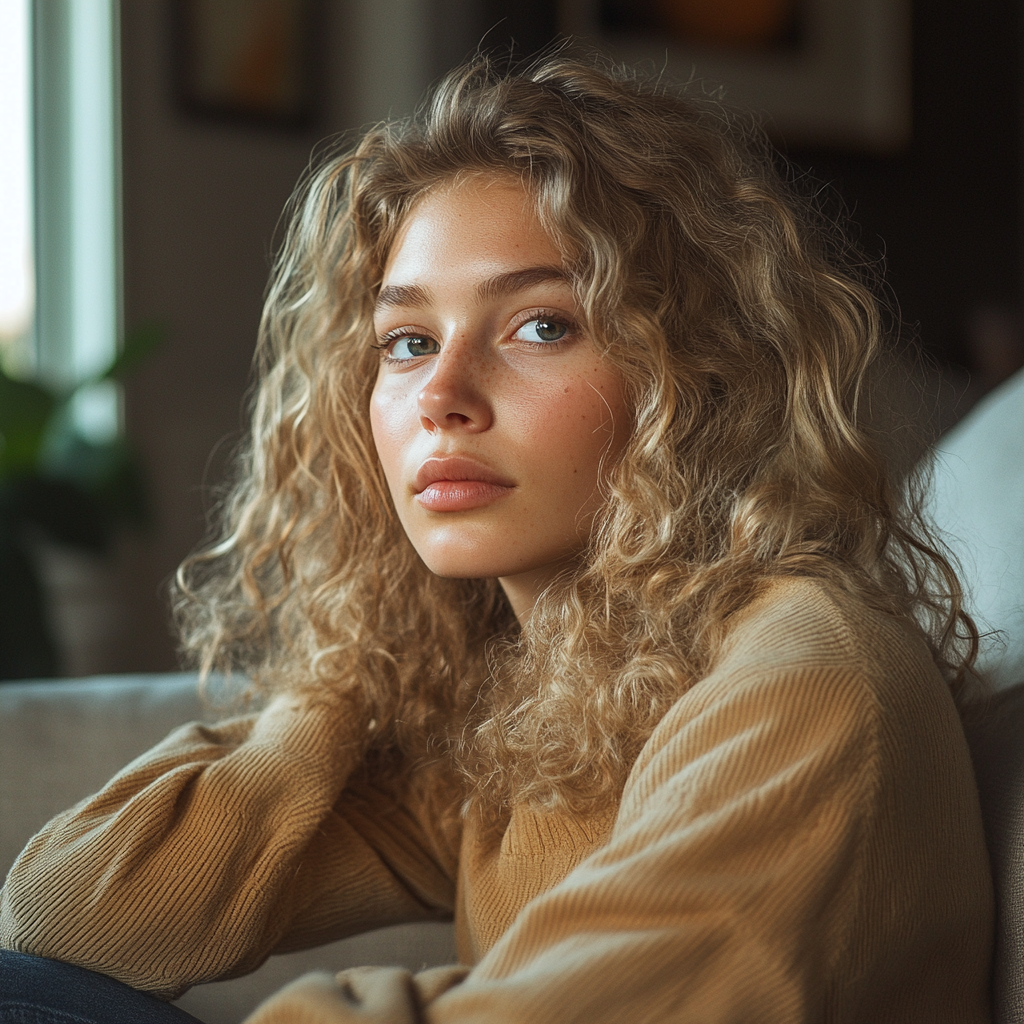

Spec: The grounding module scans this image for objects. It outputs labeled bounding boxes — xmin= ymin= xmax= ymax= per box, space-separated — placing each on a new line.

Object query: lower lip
xmin=415 ymin=481 xmax=514 ymax=512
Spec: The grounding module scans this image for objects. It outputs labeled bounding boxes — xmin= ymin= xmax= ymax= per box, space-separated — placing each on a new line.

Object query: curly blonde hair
xmin=174 ymin=52 xmax=976 ymax=818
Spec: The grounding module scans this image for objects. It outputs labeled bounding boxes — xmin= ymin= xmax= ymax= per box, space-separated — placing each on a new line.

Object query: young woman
xmin=0 ymin=54 xmax=993 ymax=1023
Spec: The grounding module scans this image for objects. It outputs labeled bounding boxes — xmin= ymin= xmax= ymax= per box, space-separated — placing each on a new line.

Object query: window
xmin=0 ymin=0 xmax=34 ymax=376
xmin=1 ymin=0 xmax=122 ymax=442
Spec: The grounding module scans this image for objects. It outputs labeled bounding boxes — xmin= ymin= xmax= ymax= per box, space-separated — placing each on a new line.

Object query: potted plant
xmin=0 ymin=326 xmax=160 ymax=680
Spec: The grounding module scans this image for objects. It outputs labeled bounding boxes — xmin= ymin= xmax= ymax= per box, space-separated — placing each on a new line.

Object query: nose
xmin=417 ymin=338 xmax=493 ymax=434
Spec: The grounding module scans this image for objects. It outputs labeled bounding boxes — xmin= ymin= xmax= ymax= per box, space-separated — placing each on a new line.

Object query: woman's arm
xmin=0 ymin=693 xmax=456 ymax=1000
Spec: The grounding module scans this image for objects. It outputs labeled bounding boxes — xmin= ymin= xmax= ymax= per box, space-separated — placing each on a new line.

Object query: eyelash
xmin=373 ymin=308 xmax=578 ymax=364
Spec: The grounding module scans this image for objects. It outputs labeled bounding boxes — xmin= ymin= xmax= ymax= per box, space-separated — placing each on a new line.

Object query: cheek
xmin=369 ymin=384 xmax=404 ymax=486
xmin=521 ymin=374 xmax=625 ymax=484
xmin=560 ymin=373 xmax=625 ymax=453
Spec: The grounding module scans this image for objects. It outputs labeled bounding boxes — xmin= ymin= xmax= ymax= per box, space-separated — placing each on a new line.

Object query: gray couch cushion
xmin=967 ymin=683 xmax=1024 ymax=1024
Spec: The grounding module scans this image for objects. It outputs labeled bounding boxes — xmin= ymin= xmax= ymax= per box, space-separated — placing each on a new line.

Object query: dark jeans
xmin=0 ymin=951 xmax=204 ymax=1024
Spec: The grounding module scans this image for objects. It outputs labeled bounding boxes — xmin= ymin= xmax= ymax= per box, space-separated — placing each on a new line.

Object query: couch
xmin=2 ymin=367 xmax=1023 ymax=1023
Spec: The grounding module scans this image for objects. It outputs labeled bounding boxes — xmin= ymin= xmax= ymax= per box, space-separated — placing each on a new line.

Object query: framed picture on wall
xmin=559 ymin=0 xmax=911 ymax=151
xmin=171 ymin=0 xmax=319 ymax=128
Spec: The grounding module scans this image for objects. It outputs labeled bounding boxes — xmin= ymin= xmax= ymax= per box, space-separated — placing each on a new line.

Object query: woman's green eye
xmin=389 ymin=336 xmax=440 ymax=359
xmin=516 ymin=319 xmax=568 ymax=344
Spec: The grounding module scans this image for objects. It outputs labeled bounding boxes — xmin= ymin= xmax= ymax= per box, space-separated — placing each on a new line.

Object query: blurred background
xmin=0 ymin=0 xmax=1021 ymax=680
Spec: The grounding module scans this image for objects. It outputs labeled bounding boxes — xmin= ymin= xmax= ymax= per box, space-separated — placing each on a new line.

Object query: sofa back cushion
xmin=927 ymin=367 xmax=1024 ymax=690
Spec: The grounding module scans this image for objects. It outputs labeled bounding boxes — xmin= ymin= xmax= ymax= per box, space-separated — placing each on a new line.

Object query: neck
xmin=498 ymin=557 xmax=578 ymax=626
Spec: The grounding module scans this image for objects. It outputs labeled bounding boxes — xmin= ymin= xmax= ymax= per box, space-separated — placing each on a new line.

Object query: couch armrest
xmin=0 ymin=673 xmax=205 ymax=880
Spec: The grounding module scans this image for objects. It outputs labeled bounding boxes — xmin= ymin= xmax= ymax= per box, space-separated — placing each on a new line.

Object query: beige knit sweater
xmin=0 ymin=579 xmax=994 ymax=1023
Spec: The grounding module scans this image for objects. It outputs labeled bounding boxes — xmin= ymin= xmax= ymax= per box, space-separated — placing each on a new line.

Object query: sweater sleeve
xmin=0 ymin=693 xmax=457 ymax=1000
xmin=243 ymin=655 xmax=991 ymax=1024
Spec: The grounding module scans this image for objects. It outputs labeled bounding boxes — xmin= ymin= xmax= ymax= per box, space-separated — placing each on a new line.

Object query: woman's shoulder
xmin=708 ymin=575 xmax=951 ymax=717
xmin=634 ymin=575 xmax=962 ymax=788
xmin=715 ymin=575 xmax=936 ymax=682
xmin=618 ymin=576 xmax=983 ymax=874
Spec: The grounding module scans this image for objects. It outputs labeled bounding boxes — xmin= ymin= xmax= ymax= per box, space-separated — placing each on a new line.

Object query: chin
xmin=412 ymin=541 xmax=522 ymax=581
xmin=408 ymin=530 xmax=520 ymax=580
xmin=419 ymin=556 xmax=510 ymax=580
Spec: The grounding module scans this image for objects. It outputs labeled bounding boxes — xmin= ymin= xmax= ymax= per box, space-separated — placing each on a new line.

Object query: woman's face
xmin=370 ymin=175 xmax=627 ymax=621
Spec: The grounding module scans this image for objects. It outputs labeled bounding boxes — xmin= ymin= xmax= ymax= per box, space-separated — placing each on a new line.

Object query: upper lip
xmin=414 ymin=456 xmax=515 ymax=493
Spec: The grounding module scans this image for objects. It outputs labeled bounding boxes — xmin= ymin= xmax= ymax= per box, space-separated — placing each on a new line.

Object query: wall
xmin=110 ymin=0 xmax=434 ymax=671
xmin=782 ymin=0 xmax=1023 ymax=373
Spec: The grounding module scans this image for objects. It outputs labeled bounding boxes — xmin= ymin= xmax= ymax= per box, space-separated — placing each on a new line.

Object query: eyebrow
xmin=374 ymin=265 xmax=569 ymax=314
xmin=476 ymin=265 xmax=569 ymax=301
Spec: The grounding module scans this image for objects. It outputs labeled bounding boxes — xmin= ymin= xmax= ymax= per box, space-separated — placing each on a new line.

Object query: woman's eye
xmin=388 ymin=335 xmax=440 ymax=360
xmin=514 ymin=319 xmax=568 ymax=344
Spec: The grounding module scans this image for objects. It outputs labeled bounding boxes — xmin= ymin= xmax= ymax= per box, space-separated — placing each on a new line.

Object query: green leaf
xmin=0 ymin=320 xmax=159 ymax=542
xmin=0 ymin=369 xmax=57 ymax=477
xmin=102 ymin=322 xmax=165 ymax=382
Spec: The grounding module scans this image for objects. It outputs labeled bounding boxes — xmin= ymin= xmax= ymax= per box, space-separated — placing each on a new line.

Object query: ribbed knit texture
xmin=0 ymin=579 xmax=994 ymax=1023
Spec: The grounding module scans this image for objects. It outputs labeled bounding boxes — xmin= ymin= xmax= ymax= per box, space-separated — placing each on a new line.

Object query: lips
xmin=414 ymin=456 xmax=515 ymax=512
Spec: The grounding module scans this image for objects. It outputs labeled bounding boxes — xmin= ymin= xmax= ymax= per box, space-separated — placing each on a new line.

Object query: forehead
xmin=381 ymin=175 xmax=563 ymax=285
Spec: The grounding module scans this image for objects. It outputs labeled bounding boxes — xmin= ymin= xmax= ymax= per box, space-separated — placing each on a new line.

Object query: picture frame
xmin=171 ymin=0 xmax=319 ymax=129
xmin=559 ymin=0 xmax=911 ymax=151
